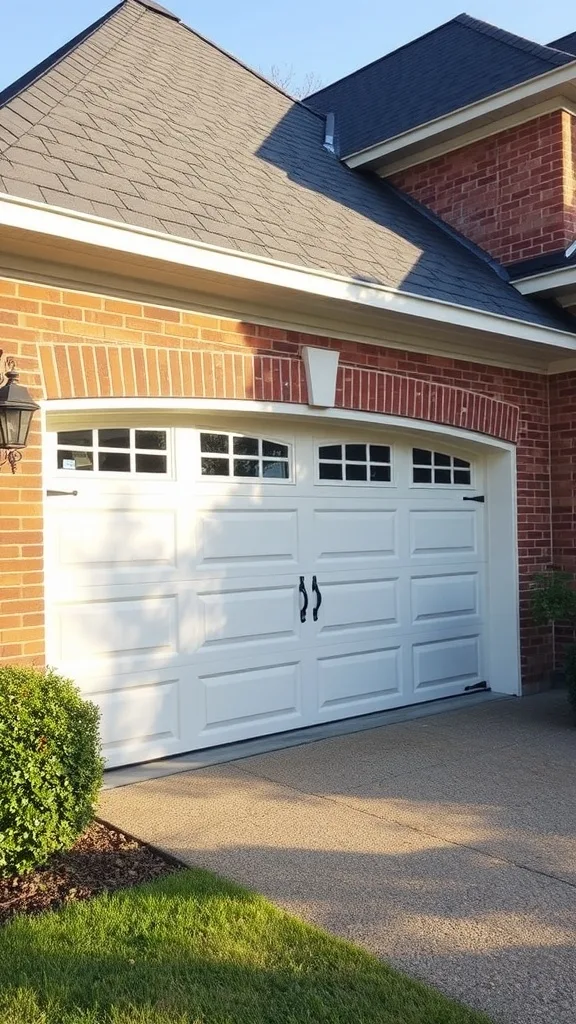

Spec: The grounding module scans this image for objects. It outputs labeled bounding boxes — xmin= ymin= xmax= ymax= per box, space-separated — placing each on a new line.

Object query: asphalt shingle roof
xmin=0 ymin=0 xmax=572 ymax=334
xmin=549 ymin=31 xmax=576 ymax=57
xmin=305 ymin=13 xmax=575 ymax=157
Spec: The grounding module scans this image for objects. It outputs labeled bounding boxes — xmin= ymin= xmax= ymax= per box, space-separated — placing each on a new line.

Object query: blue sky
xmin=0 ymin=0 xmax=575 ymax=94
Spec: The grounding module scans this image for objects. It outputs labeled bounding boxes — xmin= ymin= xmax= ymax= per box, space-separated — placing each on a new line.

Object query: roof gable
xmin=305 ymin=13 xmax=575 ymax=158
xmin=0 ymin=0 xmax=572 ymax=335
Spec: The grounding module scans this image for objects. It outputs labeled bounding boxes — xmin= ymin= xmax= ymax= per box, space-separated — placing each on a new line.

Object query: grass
xmin=0 ymin=868 xmax=493 ymax=1024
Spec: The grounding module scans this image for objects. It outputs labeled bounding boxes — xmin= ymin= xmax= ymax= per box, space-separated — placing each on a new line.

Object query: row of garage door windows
xmin=55 ymin=428 xmax=473 ymax=486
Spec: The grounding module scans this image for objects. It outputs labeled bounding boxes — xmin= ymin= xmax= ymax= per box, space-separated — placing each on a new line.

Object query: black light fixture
xmin=0 ymin=352 xmax=40 ymax=473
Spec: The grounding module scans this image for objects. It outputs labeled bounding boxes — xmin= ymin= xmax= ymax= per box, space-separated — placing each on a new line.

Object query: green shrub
xmin=530 ymin=569 xmax=576 ymax=627
xmin=0 ymin=664 xmax=104 ymax=878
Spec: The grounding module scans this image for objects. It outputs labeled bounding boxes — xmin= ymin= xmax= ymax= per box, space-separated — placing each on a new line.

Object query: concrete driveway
xmin=100 ymin=691 xmax=576 ymax=1024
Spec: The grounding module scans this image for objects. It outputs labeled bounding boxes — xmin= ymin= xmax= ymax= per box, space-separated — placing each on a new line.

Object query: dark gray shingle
xmin=306 ymin=14 xmax=575 ymax=156
xmin=549 ymin=31 xmax=576 ymax=57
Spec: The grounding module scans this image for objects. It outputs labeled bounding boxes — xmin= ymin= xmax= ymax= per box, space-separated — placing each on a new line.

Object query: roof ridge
xmin=0 ymin=1 xmax=124 ymax=110
xmin=305 ymin=14 xmax=466 ymax=101
xmin=454 ymin=13 xmax=574 ymax=67
xmin=131 ymin=0 xmax=180 ymax=19
xmin=159 ymin=10 xmax=327 ymax=117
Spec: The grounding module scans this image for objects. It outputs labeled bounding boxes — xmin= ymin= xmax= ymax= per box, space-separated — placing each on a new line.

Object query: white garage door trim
xmin=42 ymin=399 xmax=520 ymax=765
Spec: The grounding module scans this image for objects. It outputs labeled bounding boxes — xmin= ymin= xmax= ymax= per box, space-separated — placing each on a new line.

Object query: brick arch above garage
xmin=37 ymin=341 xmax=520 ymax=445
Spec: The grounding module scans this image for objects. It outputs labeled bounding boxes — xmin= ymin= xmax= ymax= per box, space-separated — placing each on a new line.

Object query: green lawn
xmin=0 ymin=868 xmax=492 ymax=1024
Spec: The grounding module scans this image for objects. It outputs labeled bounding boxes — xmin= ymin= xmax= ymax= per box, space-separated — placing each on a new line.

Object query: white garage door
xmin=45 ymin=419 xmax=487 ymax=767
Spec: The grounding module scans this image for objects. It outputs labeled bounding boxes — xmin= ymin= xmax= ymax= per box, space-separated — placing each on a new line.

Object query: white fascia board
xmin=514 ymin=266 xmax=576 ymax=295
xmin=1 ymin=193 xmax=576 ymax=352
xmin=344 ymin=61 xmax=576 ymax=169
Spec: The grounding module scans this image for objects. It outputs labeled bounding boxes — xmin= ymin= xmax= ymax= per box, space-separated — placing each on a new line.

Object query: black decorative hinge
xmin=463 ymin=495 xmax=485 ymax=503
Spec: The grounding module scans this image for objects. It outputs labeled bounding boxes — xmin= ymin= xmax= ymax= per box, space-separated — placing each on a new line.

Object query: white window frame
xmin=315 ymin=439 xmax=395 ymax=487
xmin=54 ymin=427 xmax=172 ymax=478
xmin=198 ymin=430 xmax=293 ymax=483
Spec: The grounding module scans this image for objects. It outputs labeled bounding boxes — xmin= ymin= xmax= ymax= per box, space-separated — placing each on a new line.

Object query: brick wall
xmin=390 ymin=110 xmax=576 ymax=266
xmin=0 ymin=280 xmax=44 ymax=665
xmin=549 ymin=371 xmax=576 ymax=657
xmin=0 ymin=276 xmax=554 ymax=684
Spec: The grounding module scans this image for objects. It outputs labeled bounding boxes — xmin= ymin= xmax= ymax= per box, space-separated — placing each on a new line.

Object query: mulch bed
xmin=0 ymin=820 xmax=177 ymax=925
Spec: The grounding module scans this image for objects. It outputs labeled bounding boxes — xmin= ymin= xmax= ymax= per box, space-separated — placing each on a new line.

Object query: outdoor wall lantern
xmin=0 ymin=351 xmax=40 ymax=473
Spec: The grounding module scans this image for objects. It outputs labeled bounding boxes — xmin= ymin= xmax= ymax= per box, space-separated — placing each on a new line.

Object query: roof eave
xmin=344 ymin=60 xmax=576 ymax=171
xmin=0 ymin=192 xmax=574 ymax=354
xmin=514 ymin=265 xmax=576 ymax=306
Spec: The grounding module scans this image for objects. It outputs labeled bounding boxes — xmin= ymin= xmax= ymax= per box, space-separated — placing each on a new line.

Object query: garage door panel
xmin=312 ymin=507 xmax=398 ymax=569
xmin=195 ymin=579 xmax=301 ymax=652
xmin=197 ymin=658 xmax=306 ymax=745
xmin=81 ymin=669 xmax=184 ymax=769
xmin=314 ymin=575 xmax=400 ymax=644
xmin=54 ymin=508 xmax=177 ymax=569
xmin=194 ymin=505 xmax=300 ymax=576
xmin=413 ymin=634 xmax=481 ymax=692
xmin=53 ymin=592 xmax=179 ymax=672
xmin=409 ymin=508 xmax=480 ymax=562
xmin=48 ymin=497 xmax=181 ymax=586
xmin=316 ymin=644 xmax=402 ymax=719
xmin=410 ymin=571 xmax=481 ymax=627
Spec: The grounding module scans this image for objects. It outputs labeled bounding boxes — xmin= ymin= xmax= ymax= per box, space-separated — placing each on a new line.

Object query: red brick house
xmin=1 ymin=2 xmax=576 ymax=766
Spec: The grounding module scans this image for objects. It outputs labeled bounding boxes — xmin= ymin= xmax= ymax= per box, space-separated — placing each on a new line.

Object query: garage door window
xmin=412 ymin=448 xmax=471 ymax=485
xmin=56 ymin=428 xmax=168 ymax=474
xmin=200 ymin=432 xmax=291 ymax=479
xmin=318 ymin=443 xmax=391 ymax=482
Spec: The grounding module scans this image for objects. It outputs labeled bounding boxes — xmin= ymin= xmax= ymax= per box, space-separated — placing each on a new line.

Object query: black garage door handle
xmin=312 ymin=575 xmax=322 ymax=621
xmin=299 ymin=576 xmax=309 ymax=623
